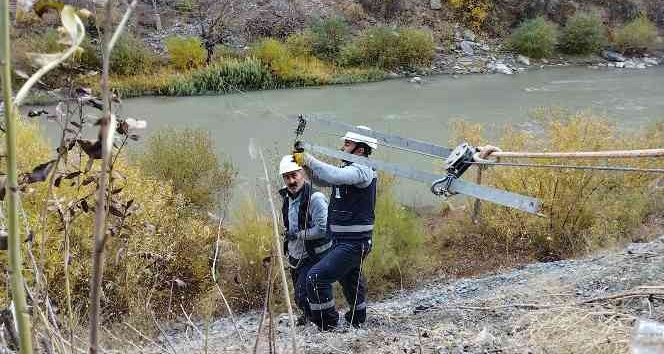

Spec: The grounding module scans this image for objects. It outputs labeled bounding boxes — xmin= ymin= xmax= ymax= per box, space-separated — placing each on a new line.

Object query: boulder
xmin=410 ymin=76 xmax=422 ymax=84
xmin=491 ymin=63 xmax=514 ymax=75
xmin=602 ymin=50 xmax=626 ymax=62
xmin=459 ymin=41 xmax=475 ymax=56
xmin=463 ymin=29 xmax=476 ymax=42
xmin=430 ymin=0 xmax=442 ymax=10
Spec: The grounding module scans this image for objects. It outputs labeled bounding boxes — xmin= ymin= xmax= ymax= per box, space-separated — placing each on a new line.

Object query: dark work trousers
xmin=306 ymin=238 xmax=372 ymax=331
xmin=289 ymin=256 xmax=316 ymax=320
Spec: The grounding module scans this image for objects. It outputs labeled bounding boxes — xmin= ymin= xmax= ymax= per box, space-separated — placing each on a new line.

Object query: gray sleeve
xmin=298 ymin=192 xmax=328 ymax=240
xmin=306 ymin=154 xmax=374 ymax=188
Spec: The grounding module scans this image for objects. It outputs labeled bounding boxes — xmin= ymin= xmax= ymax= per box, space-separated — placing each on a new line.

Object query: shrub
xmin=222 ymin=200 xmax=276 ymax=309
xmin=559 ymin=13 xmax=607 ymax=55
xmin=252 ymin=38 xmax=334 ymax=86
xmin=448 ymin=0 xmax=490 ymax=29
xmin=252 ymin=38 xmax=291 ymax=67
xmin=338 ymin=42 xmax=366 ymax=67
xmin=165 ymin=36 xmax=206 ymax=70
xmin=366 ymin=174 xmax=428 ymax=293
xmin=510 ymin=16 xmax=558 ymax=59
xmin=5 ymin=119 xmax=216 ymax=320
xmin=75 ymin=38 xmax=102 ymax=70
xmin=110 ymin=34 xmax=158 ymax=75
xmin=614 ymin=16 xmax=658 ymax=54
xmin=285 ymin=31 xmax=314 ymax=57
xmin=345 ymin=26 xmax=400 ymax=68
xmin=452 ymin=110 xmax=664 ymax=260
xmin=138 ymin=127 xmax=236 ymax=212
xmin=187 ymin=57 xmax=274 ymax=93
xmin=340 ymin=26 xmax=435 ymax=70
xmin=397 ymin=28 xmax=436 ymax=69
xmin=310 ymin=16 xmax=350 ymax=61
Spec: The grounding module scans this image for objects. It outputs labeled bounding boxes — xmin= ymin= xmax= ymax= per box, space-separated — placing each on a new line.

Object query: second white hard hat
xmin=279 ymin=155 xmax=302 ymax=174
xmin=341 ymin=125 xmax=378 ymax=150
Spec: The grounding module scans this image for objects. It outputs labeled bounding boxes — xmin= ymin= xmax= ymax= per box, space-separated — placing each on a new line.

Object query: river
xmin=43 ymin=66 xmax=664 ymax=208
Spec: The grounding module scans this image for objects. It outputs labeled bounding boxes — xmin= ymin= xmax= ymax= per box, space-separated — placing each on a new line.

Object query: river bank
xmin=21 ymin=44 xmax=664 ymax=106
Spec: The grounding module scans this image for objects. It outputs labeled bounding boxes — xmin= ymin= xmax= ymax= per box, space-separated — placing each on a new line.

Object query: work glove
xmin=292 ymin=152 xmax=306 ymax=167
xmin=292 ymin=141 xmax=306 ymax=167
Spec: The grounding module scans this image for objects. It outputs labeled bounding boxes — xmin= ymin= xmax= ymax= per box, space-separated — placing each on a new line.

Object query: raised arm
xmin=305 ymin=154 xmax=374 ymax=188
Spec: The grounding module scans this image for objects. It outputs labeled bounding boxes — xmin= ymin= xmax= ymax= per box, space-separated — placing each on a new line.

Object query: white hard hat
xmin=279 ymin=155 xmax=302 ymax=175
xmin=341 ymin=125 xmax=378 ymax=150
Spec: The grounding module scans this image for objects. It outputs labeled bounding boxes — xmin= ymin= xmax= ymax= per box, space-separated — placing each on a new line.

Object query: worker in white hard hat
xmin=292 ymin=126 xmax=378 ymax=331
xmin=277 ymin=155 xmax=330 ymax=326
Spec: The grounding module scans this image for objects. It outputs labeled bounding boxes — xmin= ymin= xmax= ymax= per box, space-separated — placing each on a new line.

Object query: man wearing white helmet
xmin=292 ymin=126 xmax=378 ymax=331
xmin=278 ymin=155 xmax=330 ymax=326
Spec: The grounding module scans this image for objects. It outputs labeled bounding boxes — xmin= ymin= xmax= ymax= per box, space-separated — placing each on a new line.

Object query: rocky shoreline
xmin=140 ymin=18 xmax=664 ymax=80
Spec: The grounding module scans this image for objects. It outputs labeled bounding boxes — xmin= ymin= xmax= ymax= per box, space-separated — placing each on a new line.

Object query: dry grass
xmin=514 ymin=307 xmax=633 ymax=353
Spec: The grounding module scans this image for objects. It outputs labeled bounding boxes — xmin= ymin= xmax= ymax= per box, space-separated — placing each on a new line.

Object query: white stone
xmin=410 ymin=76 xmax=422 ymax=84
xmin=516 ymin=54 xmax=530 ymax=66
xmin=616 ymin=62 xmax=625 ymax=68
xmin=643 ymin=57 xmax=659 ymax=66
xmin=493 ymin=63 xmax=513 ymax=75
xmin=430 ymin=0 xmax=442 ymax=10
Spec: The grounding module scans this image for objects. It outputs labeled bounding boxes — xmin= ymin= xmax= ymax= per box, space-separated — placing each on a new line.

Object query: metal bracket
xmin=431 ymin=174 xmax=457 ymax=198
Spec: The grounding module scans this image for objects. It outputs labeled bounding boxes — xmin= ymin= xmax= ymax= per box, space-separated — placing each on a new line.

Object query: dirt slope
xmin=144 ymin=236 xmax=664 ymax=353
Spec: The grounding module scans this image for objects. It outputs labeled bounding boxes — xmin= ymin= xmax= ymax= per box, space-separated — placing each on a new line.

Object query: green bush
xmin=340 ymin=26 xmax=435 ymax=70
xmin=110 ymin=34 xmax=158 ymax=75
xmin=338 ymin=42 xmax=365 ymax=67
xmin=310 ymin=16 xmax=350 ymax=61
xmin=251 ymin=38 xmax=334 ymax=86
xmin=252 ymin=38 xmax=291 ymax=67
xmin=614 ymin=16 xmax=658 ymax=53
xmin=138 ymin=128 xmax=236 ymax=212
xmin=165 ymin=36 xmax=206 ymax=70
xmin=186 ymin=57 xmax=274 ymax=93
xmin=559 ymin=13 xmax=606 ymax=55
xmin=75 ymin=38 xmax=102 ymax=69
xmin=286 ymin=31 xmax=314 ymax=57
xmin=510 ymin=16 xmax=558 ymax=59
xmin=396 ymin=28 xmax=436 ymax=69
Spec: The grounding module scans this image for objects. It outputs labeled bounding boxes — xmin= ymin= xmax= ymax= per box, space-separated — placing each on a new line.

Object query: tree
xmin=192 ymin=0 xmax=244 ymax=65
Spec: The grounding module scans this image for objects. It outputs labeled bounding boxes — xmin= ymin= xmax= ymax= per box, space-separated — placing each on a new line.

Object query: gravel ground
xmin=141 ymin=235 xmax=664 ymax=353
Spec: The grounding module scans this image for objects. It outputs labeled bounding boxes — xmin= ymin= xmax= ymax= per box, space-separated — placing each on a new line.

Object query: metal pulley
xmin=431 ymin=143 xmax=477 ymax=197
